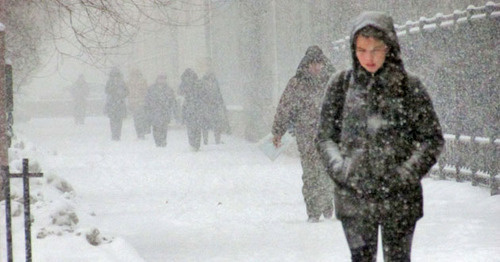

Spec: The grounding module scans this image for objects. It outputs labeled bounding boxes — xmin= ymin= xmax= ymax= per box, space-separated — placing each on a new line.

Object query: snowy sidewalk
xmin=7 ymin=116 xmax=500 ymax=261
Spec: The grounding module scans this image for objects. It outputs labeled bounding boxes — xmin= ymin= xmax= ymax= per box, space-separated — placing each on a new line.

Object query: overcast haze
xmin=0 ymin=0 xmax=498 ymax=261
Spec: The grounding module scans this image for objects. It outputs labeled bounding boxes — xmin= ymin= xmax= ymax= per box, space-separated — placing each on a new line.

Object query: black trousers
xmin=187 ymin=123 xmax=202 ymax=150
xmin=152 ymin=122 xmax=168 ymax=147
xmin=109 ymin=117 xmax=123 ymax=140
xmin=132 ymin=108 xmax=149 ymax=138
xmin=341 ymin=216 xmax=416 ymax=262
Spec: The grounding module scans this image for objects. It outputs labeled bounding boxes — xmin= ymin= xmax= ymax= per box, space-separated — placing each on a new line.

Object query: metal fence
xmin=432 ymin=135 xmax=499 ymax=195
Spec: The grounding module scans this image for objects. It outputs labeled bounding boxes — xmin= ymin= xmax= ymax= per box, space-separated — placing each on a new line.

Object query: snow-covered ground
xmin=1 ymin=116 xmax=499 ymax=261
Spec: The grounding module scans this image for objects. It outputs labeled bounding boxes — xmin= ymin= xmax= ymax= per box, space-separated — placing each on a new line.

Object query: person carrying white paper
xmin=271 ymin=45 xmax=336 ymax=223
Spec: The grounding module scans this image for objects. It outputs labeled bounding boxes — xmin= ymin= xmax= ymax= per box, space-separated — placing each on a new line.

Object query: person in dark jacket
xmin=179 ymin=68 xmax=205 ymax=151
xmin=200 ymin=71 xmax=230 ymax=145
xmin=104 ymin=67 xmax=129 ymax=141
xmin=71 ymin=74 xmax=90 ymax=125
xmin=316 ymin=12 xmax=444 ymax=261
xmin=272 ymin=45 xmax=336 ymax=223
xmin=145 ymin=74 xmax=176 ymax=147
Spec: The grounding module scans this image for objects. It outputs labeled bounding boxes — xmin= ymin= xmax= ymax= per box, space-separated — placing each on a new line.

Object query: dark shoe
xmin=156 ymin=142 xmax=166 ymax=147
xmin=307 ymin=216 xmax=320 ymax=223
xmin=323 ymin=209 xmax=334 ymax=220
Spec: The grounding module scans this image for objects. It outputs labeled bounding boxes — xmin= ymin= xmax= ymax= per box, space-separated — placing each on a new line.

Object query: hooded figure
xmin=316 ymin=12 xmax=444 ymax=261
xmin=105 ymin=67 xmax=129 ymax=141
xmin=200 ymin=71 xmax=230 ymax=145
xmin=272 ymin=45 xmax=336 ymax=222
xmin=179 ymin=68 xmax=205 ymax=150
xmin=127 ymin=69 xmax=149 ymax=139
xmin=145 ymin=74 xmax=176 ymax=147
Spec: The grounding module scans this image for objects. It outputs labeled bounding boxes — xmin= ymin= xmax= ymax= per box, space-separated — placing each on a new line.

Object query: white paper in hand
xmin=258 ymin=132 xmax=294 ymax=161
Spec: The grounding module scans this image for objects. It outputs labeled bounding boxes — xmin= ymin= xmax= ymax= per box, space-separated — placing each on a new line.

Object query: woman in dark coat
xmin=104 ymin=67 xmax=128 ymax=141
xmin=179 ymin=68 xmax=204 ymax=150
xmin=316 ymin=12 xmax=444 ymax=261
xmin=145 ymin=74 xmax=176 ymax=147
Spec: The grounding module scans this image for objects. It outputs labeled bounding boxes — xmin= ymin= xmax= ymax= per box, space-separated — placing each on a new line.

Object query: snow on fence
xmin=397 ymin=3 xmax=499 ymax=196
xmin=331 ymin=1 xmax=500 ymax=51
xmin=430 ymin=134 xmax=499 ymax=196
xmin=394 ymin=1 xmax=500 ymax=34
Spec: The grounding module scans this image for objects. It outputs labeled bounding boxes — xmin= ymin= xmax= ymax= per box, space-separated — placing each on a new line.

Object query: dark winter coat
xmin=273 ymin=46 xmax=334 ymax=164
xmin=316 ymin=12 xmax=444 ymax=222
xmin=201 ymin=72 xmax=230 ymax=132
xmin=104 ymin=68 xmax=129 ymax=119
xmin=145 ymin=81 xmax=176 ymax=126
xmin=179 ymin=69 xmax=205 ymax=126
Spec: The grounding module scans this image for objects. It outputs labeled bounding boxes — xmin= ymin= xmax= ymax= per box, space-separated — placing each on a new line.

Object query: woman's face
xmin=355 ymin=36 xmax=387 ymax=73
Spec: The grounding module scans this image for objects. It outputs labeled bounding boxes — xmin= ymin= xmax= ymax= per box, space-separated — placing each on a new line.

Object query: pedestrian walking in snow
xmin=127 ymin=68 xmax=149 ymax=139
xmin=71 ymin=74 xmax=90 ymax=125
xmin=179 ymin=68 xmax=205 ymax=151
xmin=200 ymin=71 xmax=230 ymax=145
xmin=104 ymin=67 xmax=129 ymax=141
xmin=145 ymin=74 xmax=176 ymax=147
xmin=316 ymin=12 xmax=444 ymax=261
xmin=272 ymin=45 xmax=336 ymax=223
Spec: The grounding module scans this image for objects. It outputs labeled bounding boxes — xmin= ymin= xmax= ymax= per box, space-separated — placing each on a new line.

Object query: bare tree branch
xmin=4 ymin=0 xmax=233 ymax=90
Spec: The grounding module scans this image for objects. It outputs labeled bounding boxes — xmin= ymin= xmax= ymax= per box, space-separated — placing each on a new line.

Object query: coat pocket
xmin=342 ymin=150 xmax=365 ymax=192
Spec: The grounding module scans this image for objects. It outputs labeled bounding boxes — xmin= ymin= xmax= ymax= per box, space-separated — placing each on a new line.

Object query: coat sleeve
xmin=121 ymin=79 xmax=129 ymax=99
xmin=144 ymin=87 xmax=153 ymax=114
xmin=401 ymin=76 xmax=445 ymax=179
xmin=168 ymin=87 xmax=177 ymax=111
xmin=214 ymin=80 xmax=225 ymax=106
xmin=271 ymin=77 xmax=299 ymax=137
xmin=316 ymin=71 xmax=348 ymax=185
xmin=178 ymin=82 xmax=187 ymax=97
xmin=105 ymin=79 xmax=112 ymax=95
